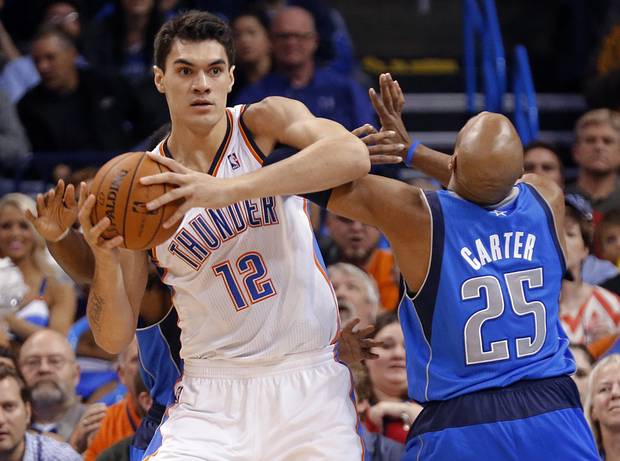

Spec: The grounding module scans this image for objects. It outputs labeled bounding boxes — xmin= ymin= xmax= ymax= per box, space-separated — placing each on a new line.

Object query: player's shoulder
xmin=519 ymin=173 xmax=564 ymax=207
xmin=242 ymin=97 xmax=310 ymax=133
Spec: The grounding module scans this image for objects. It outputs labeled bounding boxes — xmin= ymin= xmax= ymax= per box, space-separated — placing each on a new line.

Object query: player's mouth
xmin=190 ymin=100 xmax=214 ymax=107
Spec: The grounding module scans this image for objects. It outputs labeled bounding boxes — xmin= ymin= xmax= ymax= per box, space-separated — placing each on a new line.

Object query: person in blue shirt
xmin=321 ymin=73 xmax=600 ymax=460
xmin=233 ymin=6 xmax=373 ymax=131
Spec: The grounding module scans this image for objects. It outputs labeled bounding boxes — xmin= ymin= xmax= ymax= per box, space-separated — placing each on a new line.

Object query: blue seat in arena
xmin=67 ymin=316 xmax=122 ymax=401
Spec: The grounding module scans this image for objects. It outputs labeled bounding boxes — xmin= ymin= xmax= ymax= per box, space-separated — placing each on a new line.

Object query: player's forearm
xmin=410 ymin=143 xmax=452 ymax=187
xmin=87 ymin=260 xmax=137 ymax=354
xmin=47 ymin=229 xmax=95 ymax=284
xmin=231 ymin=135 xmax=369 ymax=200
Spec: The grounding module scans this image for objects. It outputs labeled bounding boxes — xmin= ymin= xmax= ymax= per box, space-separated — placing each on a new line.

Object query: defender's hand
xmin=26 ymin=179 xmax=78 ymax=242
xmin=369 ymin=73 xmax=411 ymax=161
xmin=140 ymin=153 xmax=230 ymax=227
xmin=338 ymin=318 xmax=384 ymax=365
xmin=352 ymin=124 xmax=404 ymax=165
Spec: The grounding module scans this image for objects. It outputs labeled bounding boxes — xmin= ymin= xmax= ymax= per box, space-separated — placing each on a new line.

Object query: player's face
xmin=366 ymin=322 xmax=407 ymax=396
xmin=564 ymin=216 xmax=588 ymax=272
xmin=154 ymin=39 xmax=234 ymax=132
xmin=233 ymin=15 xmax=271 ymax=65
xmin=0 ymin=205 xmax=35 ymax=263
xmin=330 ymin=270 xmax=375 ymax=327
xmin=574 ymin=123 xmax=620 ymax=175
xmin=523 ymin=147 xmax=563 ymax=188
xmin=0 ymin=378 xmax=30 ymax=457
xmin=600 ymin=224 xmax=620 ymax=266
xmin=591 ymin=363 xmax=620 ymax=430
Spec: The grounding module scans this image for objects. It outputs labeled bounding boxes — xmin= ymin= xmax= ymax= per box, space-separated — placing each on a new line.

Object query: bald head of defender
xmin=448 ymin=112 xmax=524 ymax=205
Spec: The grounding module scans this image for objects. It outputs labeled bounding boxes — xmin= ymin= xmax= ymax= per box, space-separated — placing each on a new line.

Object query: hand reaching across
xmin=352 ymin=124 xmax=404 ymax=165
xmin=25 ymin=179 xmax=79 ymax=242
xmin=369 ymin=73 xmax=411 ymax=162
xmin=338 ymin=318 xmax=384 ymax=365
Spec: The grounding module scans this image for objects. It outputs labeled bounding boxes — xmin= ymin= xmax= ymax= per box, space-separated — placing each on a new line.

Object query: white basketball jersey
xmin=150 ymin=105 xmax=339 ymax=362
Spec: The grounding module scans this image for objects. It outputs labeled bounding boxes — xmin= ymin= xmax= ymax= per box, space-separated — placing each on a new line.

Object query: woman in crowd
xmin=560 ymin=195 xmax=620 ymax=345
xmin=362 ymin=311 xmax=422 ymax=444
xmin=230 ymin=8 xmax=272 ymax=101
xmin=586 ymin=354 xmax=620 ymax=460
xmin=0 ymin=193 xmax=76 ymax=341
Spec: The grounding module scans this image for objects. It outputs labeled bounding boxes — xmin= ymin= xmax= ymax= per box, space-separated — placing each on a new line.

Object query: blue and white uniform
xmin=401 ymin=183 xmax=598 ymax=460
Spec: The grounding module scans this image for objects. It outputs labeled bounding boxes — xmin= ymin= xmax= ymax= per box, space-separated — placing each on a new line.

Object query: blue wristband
xmin=405 ymin=140 xmax=420 ymax=168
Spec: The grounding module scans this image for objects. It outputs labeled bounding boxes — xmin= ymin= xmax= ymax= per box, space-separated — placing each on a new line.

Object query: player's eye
xmin=209 ymin=67 xmax=222 ymax=76
xmin=179 ymin=67 xmax=192 ymax=76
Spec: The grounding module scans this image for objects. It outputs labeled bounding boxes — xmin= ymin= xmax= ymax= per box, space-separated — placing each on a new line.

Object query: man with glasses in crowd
xmin=17 ymin=329 xmax=106 ymax=455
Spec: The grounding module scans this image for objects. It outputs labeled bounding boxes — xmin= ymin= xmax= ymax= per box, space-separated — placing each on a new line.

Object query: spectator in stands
xmin=0 ymin=0 xmax=85 ymax=103
xmin=83 ymin=339 xmax=142 ymax=461
xmin=0 ymin=345 xmax=16 ymax=369
xmin=83 ymin=0 xmax=162 ymax=82
xmin=0 ymin=194 xmax=76 ymax=341
xmin=570 ymin=343 xmax=595 ymax=405
xmin=328 ymin=262 xmax=380 ymax=327
xmin=586 ymin=354 xmax=620 ymax=459
xmin=566 ymin=109 xmax=620 ymax=216
xmin=233 ymin=6 xmax=373 ymax=130
xmin=523 ymin=140 xmax=564 ymax=188
xmin=560 ymin=195 xmax=620 ymax=345
xmin=18 ymin=329 xmax=107 ymax=454
xmin=0 ymin=90 xmax=30 ymax=170
xmin=17 ymin=27 xmax=144 ymax=152
xmin=597 ymin=209 xmax=620 ymax=269
xmin=0 ymin=363 xmax=82 ymax=461
xmin=361 ymin=312 xmax=422 ymax=444
xmin=91 ymin=372 xmax=152 ymax=461
xmin=350 ymin=364 xmax=404 ymax=461
xmin=323 ymin=212 xmax=399 ymax=310
xmin=230 ymin=8 xmax=272 ymax=101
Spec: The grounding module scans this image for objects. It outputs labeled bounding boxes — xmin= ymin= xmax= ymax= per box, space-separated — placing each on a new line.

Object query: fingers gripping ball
xmin=90 ymin=152 xmax=183 ymax=250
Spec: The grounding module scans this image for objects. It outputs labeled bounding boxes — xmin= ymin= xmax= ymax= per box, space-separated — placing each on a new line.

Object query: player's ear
xmin=228 ymin=65 xmax=235 ymax=94
xmin=449 ymin=154 xmax=457 ymax=172
xmin=154 ymin=66 xmax=165 ymax=94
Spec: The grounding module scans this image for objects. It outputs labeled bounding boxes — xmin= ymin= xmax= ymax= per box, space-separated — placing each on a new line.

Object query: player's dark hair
xmin=154 ymin=10 xmax=235 ymax=71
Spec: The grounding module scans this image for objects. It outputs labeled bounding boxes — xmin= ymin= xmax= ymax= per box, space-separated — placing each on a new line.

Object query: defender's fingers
xmin=35 ymin=193 xmax=45 ymax=216
xmin=380 ymin=73 xmax=395 ymax=113
xmin=351 ymin=124 xmax=377 ymax=138
xmin=342 ymin=318 xmax=361 ymax=333
xmin=64 ymin=183 xmax=76 ymax=208
xmin=78 ymin=195 xmax=96 ymax=230
xmin=90 ymin=216 xmax=112 ymax=239
xmin=369 ymin=87 xmax=388 ymax=117
xmin=77 ymin=182 xmax=89 ymax=209
xmin=25 ymin=209 xmax=36 ymax=224
xmin=391 ymin=78 xmax=405 ymax=112
xmin=362 ymin=131 xmax=398 ymax=145
xmin=369 ymin=155 xmax=403 ymax=165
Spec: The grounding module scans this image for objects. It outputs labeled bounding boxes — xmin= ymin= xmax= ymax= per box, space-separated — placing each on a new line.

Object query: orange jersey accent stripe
xmin=210 ymin=110 xmax=234 ymax=176
xmin=239 ymin=105 xmax=265 ymax=165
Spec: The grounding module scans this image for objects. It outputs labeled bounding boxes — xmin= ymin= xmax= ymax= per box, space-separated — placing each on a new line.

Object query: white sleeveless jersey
xmin=150 ymin=105 xmax=339 ymax=362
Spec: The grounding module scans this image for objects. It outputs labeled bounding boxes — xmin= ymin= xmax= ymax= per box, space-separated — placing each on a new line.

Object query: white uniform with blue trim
xmin=146 ymin=105 xmax=362 ymax=461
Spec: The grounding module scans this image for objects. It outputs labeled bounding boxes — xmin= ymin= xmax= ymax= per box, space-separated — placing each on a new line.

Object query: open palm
xmin=26 ymin=180 xmax=79 ymax=242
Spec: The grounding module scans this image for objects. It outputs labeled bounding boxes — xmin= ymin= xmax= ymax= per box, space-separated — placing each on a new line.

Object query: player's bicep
xmin=119 ymin=249 xmax=149 ymax=317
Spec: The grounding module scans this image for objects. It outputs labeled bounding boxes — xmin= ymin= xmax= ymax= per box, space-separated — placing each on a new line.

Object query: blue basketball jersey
xmin=399 ymin=183 xmax=575 ymax=403
xmin=136 ymin=307 xmax=183 ymax=407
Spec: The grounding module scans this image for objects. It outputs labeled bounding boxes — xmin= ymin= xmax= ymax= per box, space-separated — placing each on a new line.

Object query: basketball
xmin=90 ymin=152 xmax=182 ymax=250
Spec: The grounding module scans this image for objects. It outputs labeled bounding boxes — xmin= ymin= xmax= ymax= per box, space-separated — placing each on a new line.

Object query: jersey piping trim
xmin=239 ymin=104 xmax=266 ymax=164
xmin=209 ymin=109 xmax=234 ymax=176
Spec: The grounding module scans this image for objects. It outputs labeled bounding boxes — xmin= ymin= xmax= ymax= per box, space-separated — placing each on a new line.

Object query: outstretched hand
xmin=25 ymin=179 xmax=79 ymax=242
xmin=338 ymin=318 xmax=384 ymax=365
xmin=369 ymin=73 xmax=411 ymax=162
xmin=352 ymin=124 xmax=404 ymax=165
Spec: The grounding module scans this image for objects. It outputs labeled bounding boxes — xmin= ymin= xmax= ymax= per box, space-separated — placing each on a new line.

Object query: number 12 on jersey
xmin=213 ymin=252 xmax=277 ymax=310
xmin=462 ymin=267 xmax=547 ymax=365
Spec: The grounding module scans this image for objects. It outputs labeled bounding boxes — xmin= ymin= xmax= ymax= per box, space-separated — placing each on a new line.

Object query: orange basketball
xmin=90 ymin=152 xmax=183 ymax=250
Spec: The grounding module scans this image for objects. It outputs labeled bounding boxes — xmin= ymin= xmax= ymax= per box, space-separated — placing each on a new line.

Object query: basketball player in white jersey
xmin=75 ymin=10 xmax=376 ymax=461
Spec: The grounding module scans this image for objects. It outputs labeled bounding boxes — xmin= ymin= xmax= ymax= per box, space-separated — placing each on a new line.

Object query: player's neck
xmin=578 ymin=170 xmax=618 ymax=200
xmin=601 ymin=427 xmax=620 ymax=461
xmin=167 ymin=116 xmax=229 ymax=173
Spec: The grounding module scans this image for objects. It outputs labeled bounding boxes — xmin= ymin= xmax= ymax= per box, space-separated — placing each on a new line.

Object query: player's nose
xmin=191 ymin=70 xmax=210 ymax=92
